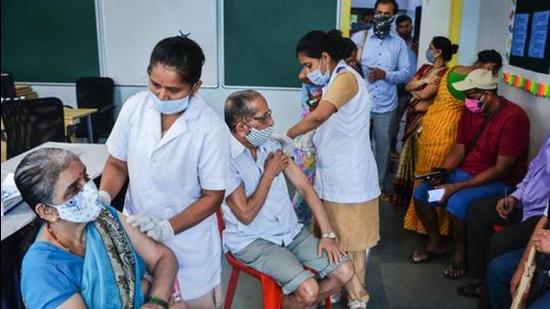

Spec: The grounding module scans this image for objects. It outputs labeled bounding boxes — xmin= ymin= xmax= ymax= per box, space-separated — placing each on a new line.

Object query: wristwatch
xmin=321 ymin=232 xmax=337 ymax=239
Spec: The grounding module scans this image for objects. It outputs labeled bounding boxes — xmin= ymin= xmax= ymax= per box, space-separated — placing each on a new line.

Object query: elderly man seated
xmin=408 ymin=69 xmax=530 ymax=280
xmin=221 ymin=90 xmax=354 ymax=309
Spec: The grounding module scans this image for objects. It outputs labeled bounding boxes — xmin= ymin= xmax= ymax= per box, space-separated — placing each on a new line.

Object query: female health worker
xmin=99 ymin=35 xmax=230 ymax=308
xmin=276 ymin=30 xmax=380 ymax=309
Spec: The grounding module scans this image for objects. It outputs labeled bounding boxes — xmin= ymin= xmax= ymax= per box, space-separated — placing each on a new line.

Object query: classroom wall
xmin=31 ymin=85 xmax=303 ymax=134
xmin=30 ymin=0 xmax=305 ymax=134
xmin=476 ymin=0 xmax=550 ymax=156
xmin=457 ymin=0 xmax=480 ymax=65
xmin=27 ymin=0 xmax=549 ymax=149
xmin=417 ymin=0 xmax=452 ymax=66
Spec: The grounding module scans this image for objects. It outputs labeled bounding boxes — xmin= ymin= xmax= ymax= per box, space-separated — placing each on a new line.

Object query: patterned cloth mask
xmin=373 ymin=14 xmax=395 ymax=39
xmin=245 ymin=125 xmax=274 ymax=147
xmin=47 ymin=181 xmax=103 ymax=223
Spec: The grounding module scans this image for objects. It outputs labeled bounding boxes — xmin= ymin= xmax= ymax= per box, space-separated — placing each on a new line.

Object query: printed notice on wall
xmin=527 ymin=11 xmax=550 ymax=59
xmin=511 ymin=13 xmax=530 ymax=57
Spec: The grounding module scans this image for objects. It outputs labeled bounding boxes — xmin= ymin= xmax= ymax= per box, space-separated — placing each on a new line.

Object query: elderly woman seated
xmin=14 ymin=148 xmax=179 ymax=309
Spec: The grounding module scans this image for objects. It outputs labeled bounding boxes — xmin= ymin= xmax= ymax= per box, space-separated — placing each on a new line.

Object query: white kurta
xmin=313 ymin=61 xmax=380 ymax=203
xmin=106 ymin=91 xmax=230 ymax=300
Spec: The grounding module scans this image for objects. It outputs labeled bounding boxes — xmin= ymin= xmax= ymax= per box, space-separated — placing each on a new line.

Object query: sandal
xmin=457 ymin=283 xmax=482 ymax=298
xmin=407 ymin=248 xmax=447 ymax=264
xmin=443 ymin=264 xmax=466 ymax=280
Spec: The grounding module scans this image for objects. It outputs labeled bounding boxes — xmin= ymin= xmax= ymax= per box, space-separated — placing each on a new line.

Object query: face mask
xmin=245 ymin=125 xmax=274 ymax=147
xmin=306 ymin=59 xmax=330 ymax=86
xmin=149 ymin=90 xmax=191 ymax=115
xmin=464 ymin=95 xmax=485 ymax=114
xmin=373 ymin=14 xmax=395 ymax=39
xmin=426 ymin=49 xmax=436 ymax=63
xmin=47 ymin=181 xmax=103 ymax=223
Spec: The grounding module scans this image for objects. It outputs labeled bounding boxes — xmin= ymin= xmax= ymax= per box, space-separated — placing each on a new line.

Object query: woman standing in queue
xmin=99 ymin=35 xmax=230 ymax=308
xmin=276 ymin=30 xmax=379 ymax=309
xmin=392 ymin=36 xmax=455 ymax=208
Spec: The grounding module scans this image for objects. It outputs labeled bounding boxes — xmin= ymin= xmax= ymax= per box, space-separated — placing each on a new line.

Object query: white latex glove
xmin=127 ymin=213 xmax=174 ymax=242
xmin=98 ymin=190 xmax=111 ymax=206
xmin=271 ymin=132 xmax=296 ymax=155
xmin=271 ymin=132 xmax=294 ymax=147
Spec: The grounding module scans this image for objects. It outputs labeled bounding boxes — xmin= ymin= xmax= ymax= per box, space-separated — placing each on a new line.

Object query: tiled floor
xmin=221 ymin=163 xmax=479 ymax=308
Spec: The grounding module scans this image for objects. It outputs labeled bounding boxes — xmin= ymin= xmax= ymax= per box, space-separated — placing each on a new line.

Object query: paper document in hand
xmin=428 ymin=188 xmax=445 ymax=203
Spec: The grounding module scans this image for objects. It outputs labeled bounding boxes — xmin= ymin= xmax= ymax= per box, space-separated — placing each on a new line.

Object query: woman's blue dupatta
xmin=80 ymin=207 xmax=145 ymax=308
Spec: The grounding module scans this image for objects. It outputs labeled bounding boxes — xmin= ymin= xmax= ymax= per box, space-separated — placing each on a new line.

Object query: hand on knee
xmin=295 ymin=279 xmax=319 ymax=306
xmin=331 ymin=260 xmax=355 ymax=285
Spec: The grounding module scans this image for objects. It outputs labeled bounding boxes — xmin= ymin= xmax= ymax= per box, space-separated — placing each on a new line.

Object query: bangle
xmin=322 ymin=232 xmax=336 ymax=239
xmin=146 ymin=296 xmax=169 ymax=309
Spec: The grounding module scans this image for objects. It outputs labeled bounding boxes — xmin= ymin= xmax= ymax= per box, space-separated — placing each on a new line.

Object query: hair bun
xmin=452 ymin=44 xmax=459 ymax=54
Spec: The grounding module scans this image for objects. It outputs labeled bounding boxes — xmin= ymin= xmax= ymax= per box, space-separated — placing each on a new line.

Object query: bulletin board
xmin=508 ymin=0 xmax=550 ymax=74
xmin=504 ymin=0 xmax=550 ymax=98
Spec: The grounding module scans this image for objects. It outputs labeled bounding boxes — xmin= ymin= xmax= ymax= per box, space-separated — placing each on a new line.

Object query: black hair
xmin=342 ymin=37 xmax=358 ymax=58
xmin=374 ymin=0 xmax=399 ymax=14
xmin=432 ymin=36 xmax=459 ymax=61
xmin=147 ymin=35 xmax=205 ymax=85
xmin=296 ymin=30 xmax=353 ymax=61
xmin=396 ymin=14 xmax=412 ymax=25
xmin=475 ymin=49 xmax=503 ymax=73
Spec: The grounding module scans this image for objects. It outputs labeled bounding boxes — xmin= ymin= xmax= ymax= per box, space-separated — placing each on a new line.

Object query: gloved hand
xmin=271 ymin=132 xmax=295 ymax=155
xmin=127 ymin=213 xmax=174 ymax=242
xmin=98 ymin=190 xmax=111 ymax=206
xmin=271 ymin=132 xmax=294 ymax=147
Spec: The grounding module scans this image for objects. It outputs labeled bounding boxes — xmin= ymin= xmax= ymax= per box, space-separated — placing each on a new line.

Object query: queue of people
xmin=11 ymin=0 xmax=548 ymax=308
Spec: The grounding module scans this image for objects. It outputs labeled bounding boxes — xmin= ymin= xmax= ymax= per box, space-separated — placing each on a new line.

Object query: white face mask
xmin=245 ymin=125 xmax=274 ymax=147
xmin=149 ymin=90 xmax=191 ymax=115
xmin=47 ymin=181 xmax=103 ymax=223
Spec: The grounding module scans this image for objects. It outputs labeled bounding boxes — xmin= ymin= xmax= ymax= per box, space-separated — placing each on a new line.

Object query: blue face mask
xmin=149 ymin=90 xmax=191 ymax=115
xmin=425 ymin=49 xmax=436 ymax=63
xmin=307 ymin=59 xmax=330 ymax=86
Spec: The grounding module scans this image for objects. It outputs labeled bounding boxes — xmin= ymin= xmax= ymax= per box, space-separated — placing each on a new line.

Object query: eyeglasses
xmin=252 ymin=109 xmax=272 ymax=124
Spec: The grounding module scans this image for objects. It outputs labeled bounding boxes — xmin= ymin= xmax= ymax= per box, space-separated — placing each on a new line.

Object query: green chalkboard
xmin=224 ymin=0 xmax=338 ymax=88
xmin=1 ymin=0 xmax=100 ymax=83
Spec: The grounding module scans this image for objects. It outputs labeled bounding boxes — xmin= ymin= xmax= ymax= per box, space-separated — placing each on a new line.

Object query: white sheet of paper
xmin=428 ymin=188 xmax=445 ymax=202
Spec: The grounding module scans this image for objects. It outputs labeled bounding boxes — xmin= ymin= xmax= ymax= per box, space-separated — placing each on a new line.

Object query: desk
xmin=1 ymin=142 xmax=108 ymax=241
xmin=63 ymin=108 xmax=97 ymax=142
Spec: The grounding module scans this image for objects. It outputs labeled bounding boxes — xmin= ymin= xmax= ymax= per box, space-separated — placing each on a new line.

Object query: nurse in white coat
xmin=99 ymin=35 xmax=229 ymax=308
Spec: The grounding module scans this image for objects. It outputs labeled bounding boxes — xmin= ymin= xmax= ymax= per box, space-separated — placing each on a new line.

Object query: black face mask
xmin=373 ymin=14 xmax=395 ymax=38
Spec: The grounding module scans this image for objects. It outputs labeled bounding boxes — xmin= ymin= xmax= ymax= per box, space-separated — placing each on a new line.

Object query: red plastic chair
xmin=216 ymin=210 xmax=332 ymax=309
